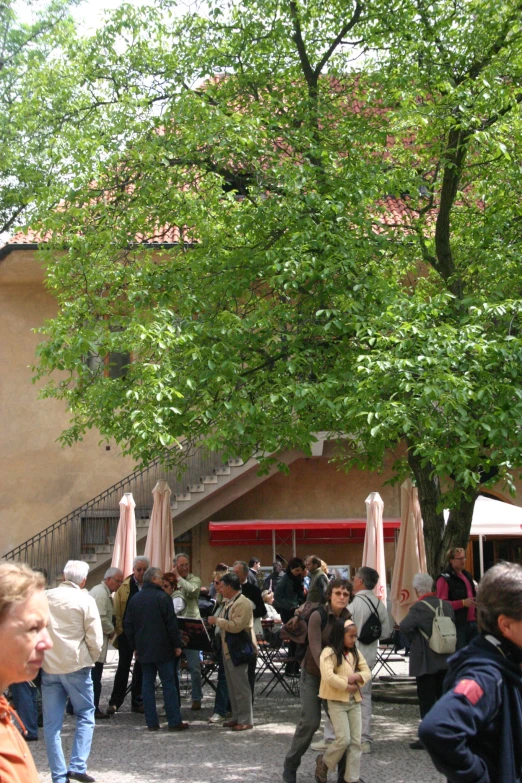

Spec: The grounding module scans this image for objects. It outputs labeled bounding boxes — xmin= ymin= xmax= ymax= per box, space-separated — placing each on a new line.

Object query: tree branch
xmin=288 ymin=0 xmax=316 ymax=89
xmin=464 ymin=4 xmax=522 ymax=82
xmin=314 ymin=1 xmax=363 ymax=77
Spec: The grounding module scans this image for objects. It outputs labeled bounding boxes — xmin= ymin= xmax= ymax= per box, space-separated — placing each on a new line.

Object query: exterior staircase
xmin=2 ymin=439 xmax=312 ymax=585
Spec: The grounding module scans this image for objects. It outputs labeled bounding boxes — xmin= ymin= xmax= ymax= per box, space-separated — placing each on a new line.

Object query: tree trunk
xmin=407 ymin=446 xmax=478 ymax=577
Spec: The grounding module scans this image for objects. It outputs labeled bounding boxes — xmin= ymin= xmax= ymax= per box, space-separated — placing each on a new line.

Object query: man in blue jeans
xmin=42 ymin=560 xmax=103 ymax=783
xmin=124 ymin=566 xmax=188 ymax=732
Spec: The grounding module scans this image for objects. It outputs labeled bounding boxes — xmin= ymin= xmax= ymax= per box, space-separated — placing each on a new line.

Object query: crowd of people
xmin=1 ymin=547 xmax=522 ymax=783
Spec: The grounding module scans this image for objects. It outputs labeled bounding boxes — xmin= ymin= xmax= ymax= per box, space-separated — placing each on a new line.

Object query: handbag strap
xmin=359 ymin=594 xmax=379 ymax=617
xmin=420 ymin=599 xmax=443 ymax=616
xmin=419 ymin=599 xmax=443 ymax=641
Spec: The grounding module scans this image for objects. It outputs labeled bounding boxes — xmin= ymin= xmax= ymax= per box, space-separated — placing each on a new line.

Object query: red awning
xmin=208 ymin=519 xmax=400 ymax=546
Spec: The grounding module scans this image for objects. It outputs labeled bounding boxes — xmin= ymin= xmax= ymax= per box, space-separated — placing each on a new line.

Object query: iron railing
xmin=2 ymin=443 xmax=236 ymax=583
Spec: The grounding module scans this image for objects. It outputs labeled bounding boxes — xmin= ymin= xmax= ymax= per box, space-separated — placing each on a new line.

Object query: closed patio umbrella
xmin=362 ymin=491 xmax=387 ymax=605
xmin=144 ymin=479 xmax=174 ymax=573
xmin=390 ymin=478 xmax=427 ymax=623
xmin=111 ymin=492 xmax=136 ymax=578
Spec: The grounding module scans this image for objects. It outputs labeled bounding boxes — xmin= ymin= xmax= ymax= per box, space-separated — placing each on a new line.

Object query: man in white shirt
xmin=171 ymin=553 xmax=202 ymax=710
xmin=348 ymin=566 xmax=389 ymax=754
xmin=42 ymin=560 xmax=103 ymax=783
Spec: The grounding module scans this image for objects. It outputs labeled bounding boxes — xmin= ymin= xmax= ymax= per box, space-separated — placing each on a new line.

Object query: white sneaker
xmin=208 ymin=713 xmax=225 ymax=723
xmin=361 ymin=741 xmax=372 ymax=754
xmin=311 ymin=741 xmax=328 ymax=752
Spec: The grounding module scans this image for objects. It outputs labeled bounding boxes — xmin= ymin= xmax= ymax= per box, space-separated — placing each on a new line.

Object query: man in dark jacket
xmin=247 ymin=557 xmax=261 ymax=586
xmin=263 ymin=561 xmax=283 ymax=593
xmin=304 ymin=556 xmax=328 ymax=604
xmin=420 ymin=561 xmax=522 ymax=783
xmin=234 ymin=561 xmax=267 ymax=621
xmin=124 ymin=567 xmax=187 ymax=732
xmin=436 ymin=547 xmax=477 ymax=649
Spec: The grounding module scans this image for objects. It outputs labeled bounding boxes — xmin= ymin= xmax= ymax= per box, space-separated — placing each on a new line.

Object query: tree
xmin=0 ymin=0 xmax=77 ymax=237
xmin=32 ymin=0 xmax=522 ymax=575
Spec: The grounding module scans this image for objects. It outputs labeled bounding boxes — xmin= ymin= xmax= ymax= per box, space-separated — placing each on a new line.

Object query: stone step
xmin=227 ymin=458 xmax=244 ymax=467
xmin=202 ymin=475 xmax=218 ymax=484
xmin=215 ymin=466 xmax=231 ymax=476
xmin=136 ymin=519 xmax=150 ymax=529
xmin=373 ymin=679 xmax=418 ymax=705
xmin=80 ymin=553 xmax=98 ymax=563
xmin=175 ymin=493 xmax=191 ymax=502
xmin=94 ymin=545 xmax=112 ymax=554
xmin=188 ymin=483 xmax=205 ymax=493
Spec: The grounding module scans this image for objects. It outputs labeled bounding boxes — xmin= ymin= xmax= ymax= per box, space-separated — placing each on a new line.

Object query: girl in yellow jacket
xmin=316 ymin=619 xmax=372 ymax=783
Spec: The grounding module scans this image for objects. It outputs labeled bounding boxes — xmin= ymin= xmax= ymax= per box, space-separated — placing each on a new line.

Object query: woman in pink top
xmin=436 ymin=547 xmax=477 ymax=650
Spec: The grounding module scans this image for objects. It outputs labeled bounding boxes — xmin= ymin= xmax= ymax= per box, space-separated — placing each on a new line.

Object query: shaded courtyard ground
xmin=30 ymin=652 xmax=445 ymax=783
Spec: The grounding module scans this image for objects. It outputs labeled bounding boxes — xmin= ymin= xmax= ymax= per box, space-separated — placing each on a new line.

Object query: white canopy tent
xmin=443 ymin=496 xmax=522 ymax=577
xmin=470 ymin=496 xmax=522 ymax=576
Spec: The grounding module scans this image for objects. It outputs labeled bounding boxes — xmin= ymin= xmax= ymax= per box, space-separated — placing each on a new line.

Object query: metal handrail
xmin=2 ymin=442 xmax=235 ymax=582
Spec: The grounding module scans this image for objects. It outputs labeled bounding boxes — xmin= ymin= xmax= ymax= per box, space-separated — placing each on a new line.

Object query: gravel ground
xmin=29 ymin=652 xmax=445 ymax=783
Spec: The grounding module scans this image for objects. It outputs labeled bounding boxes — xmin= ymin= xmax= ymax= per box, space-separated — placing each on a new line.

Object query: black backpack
xmin=356 ymin=594 xmax=382 ymax=645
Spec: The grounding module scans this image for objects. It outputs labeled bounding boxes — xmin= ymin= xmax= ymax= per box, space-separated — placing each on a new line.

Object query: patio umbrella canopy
xmin=390 ymin=478 xmax=427 ymax=624
xmin=111 ymin=492 xmax=137 ymax=579
xmin=144 ymin=479 xmax=174 ymax=573
xmin=362 ymin=492 xmax=387 ymax=605
xmin=470 ymin=495 xmax=522 ymax=536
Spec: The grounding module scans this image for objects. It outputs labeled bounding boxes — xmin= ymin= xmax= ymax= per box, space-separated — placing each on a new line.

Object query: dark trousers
xmin=11 ymin=681 xmax=39 ymax=739
xmin=416 ymin=670 xmax=446 ymax=719
xmin=456 ymin=621 xmax=478 ymax=651
xmin=109 ymin=633 xmax=143 ymax=708
xmin=91 ymin=662 xmax=104 ymax=711
xmin=142 ymin=659 xmax=182 ymax=729
xmin=284 ymin=668 xmax=346 ymax=780
xmin=248 ymin=655 xmax=256 ymax=704
xmin=213 ymin=649 xmax=231 ymax=717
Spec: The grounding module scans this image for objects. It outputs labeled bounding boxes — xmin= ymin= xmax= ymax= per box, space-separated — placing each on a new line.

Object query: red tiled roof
xmin=0 ymin=196 xmax=420 ymax=258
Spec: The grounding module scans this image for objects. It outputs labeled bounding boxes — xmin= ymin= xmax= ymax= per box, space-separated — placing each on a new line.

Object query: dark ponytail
xmin=327 ymin=618 xmax=346 ymax=667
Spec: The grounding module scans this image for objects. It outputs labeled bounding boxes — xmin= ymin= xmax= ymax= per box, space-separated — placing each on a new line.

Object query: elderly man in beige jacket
xmin=89 ymin=567 xmax=123 ymax=718
xmin=42 ymin=560 xmax=103 ymax=783
xmin=207 ymin=571 xmax=257 ymax=731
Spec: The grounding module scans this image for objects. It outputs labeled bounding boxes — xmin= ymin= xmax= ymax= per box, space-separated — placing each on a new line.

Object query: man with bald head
xmin=89 ymin=567 xmax=123 ymax=719
xmin=107 ymin=556 xmax=149 ymax=715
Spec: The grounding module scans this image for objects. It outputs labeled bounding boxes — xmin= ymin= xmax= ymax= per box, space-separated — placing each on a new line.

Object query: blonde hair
xmin=320 ymin=560 xmax=329 ymax=575
xmin=0 ymin=562 xmax=46 ymax=622
xmin=446 ymin=547 xmax=465 ymax=562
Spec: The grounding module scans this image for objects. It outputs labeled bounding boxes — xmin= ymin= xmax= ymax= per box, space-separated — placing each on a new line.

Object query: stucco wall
xmin=3 ymin=247 xmax=522 ymax=572
xmin=0 ymin=251 xmax=135 ymax=555
xmin=193 ymin=456 xmax=400 ymax=585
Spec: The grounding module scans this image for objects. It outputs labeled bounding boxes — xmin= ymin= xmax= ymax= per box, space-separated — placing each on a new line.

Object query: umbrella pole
xmin=272 ymin=529 xmax=276 ymax=562
xmin=479 ymin=535 xmax=484 ymax=578
xmin=292 ymin=529 xmax=296 ymax=557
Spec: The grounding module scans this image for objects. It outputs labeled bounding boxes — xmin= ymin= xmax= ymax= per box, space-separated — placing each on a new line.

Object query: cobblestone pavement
xmin=29 ymin=653 xmax=445 ymax=783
